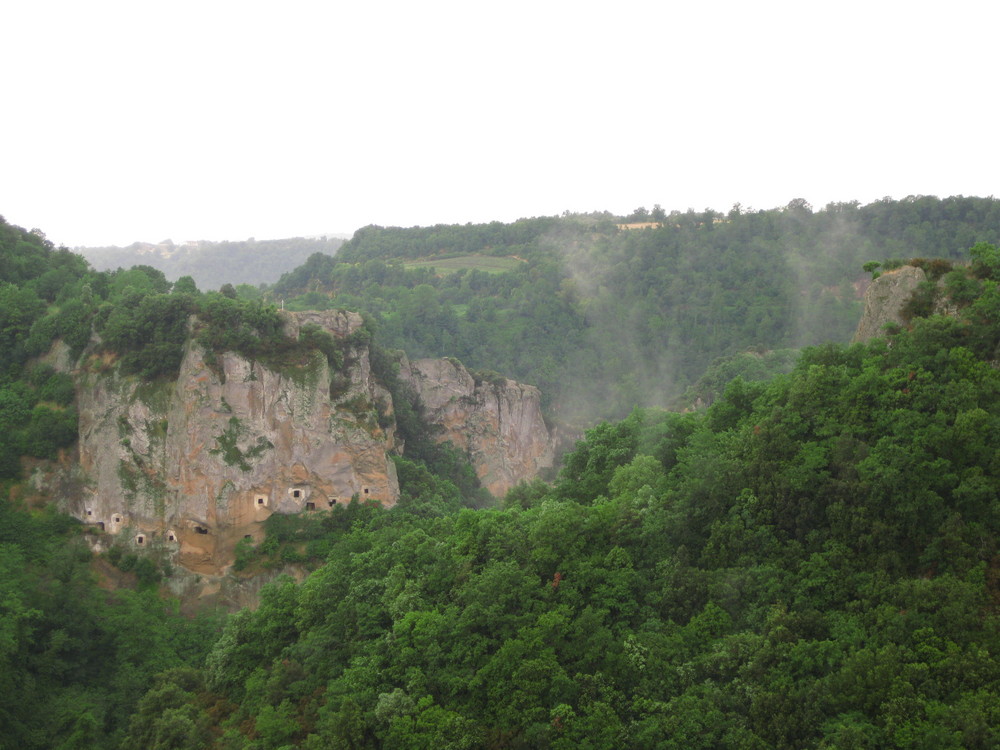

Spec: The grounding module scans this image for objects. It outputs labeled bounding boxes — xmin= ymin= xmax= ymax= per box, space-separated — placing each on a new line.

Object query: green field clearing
xmin=402 ymin=255 xmax=523 ymax=274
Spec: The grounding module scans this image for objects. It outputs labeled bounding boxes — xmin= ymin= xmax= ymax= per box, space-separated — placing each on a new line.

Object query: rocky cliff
xmin=852 ymin=264 xmax=962 ymax=343
xmin=399 ymin=357 xmax=555 ymax=497
xmin=72 ymin=310 xmax=398 ymax=577
xmin=852 ymin=265 xmax=927 ymax=342
xmin=60 ymin=310 xmax=555 ymax=587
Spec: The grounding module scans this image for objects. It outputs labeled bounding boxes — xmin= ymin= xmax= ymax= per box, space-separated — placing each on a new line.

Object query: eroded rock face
xmin=853 ymin=265 xmax=927 ymax=343
xmin=73 ymin=310 xmax=398 ymax=577
xmin=61 ymin=309 xmax=555 ymax=594
xmin=399 ymin=356 xmax=556 ymax=497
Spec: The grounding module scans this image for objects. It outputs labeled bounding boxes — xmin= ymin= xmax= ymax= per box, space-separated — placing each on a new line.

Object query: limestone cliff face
xmin=399 ymin=357 xmax=555 ymax=497
xmin=73 ymin=310 xmax=398 ymax=576
xmin=65 ymin=309 xmax=556 ymax=586
xmin=853 ymin=266 xmax=927 ymax=343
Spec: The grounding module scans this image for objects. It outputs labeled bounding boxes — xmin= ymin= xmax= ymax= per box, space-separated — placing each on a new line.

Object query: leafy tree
xmin=969 ymin=241 xmax=1000 ymax=280
xmin=172 ymin=275 xmax=199 ymax=295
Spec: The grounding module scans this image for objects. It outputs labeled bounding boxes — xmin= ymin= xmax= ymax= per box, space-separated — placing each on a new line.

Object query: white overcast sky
xmin=2 ymin=0 xmax=997 ymax=248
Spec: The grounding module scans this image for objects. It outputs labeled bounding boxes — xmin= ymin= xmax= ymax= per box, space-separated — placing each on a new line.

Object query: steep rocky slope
xmin=852 ymin=264 xmax=963 ymax=343
xmin=852 ymin=265 xmax=926 ymax=342
xmin=399 ymin=357 xmax=556 ymax=497
xmin=57 ymin=310 xmax=555 ymax=587
xmin=73 ymin=310 xmax=398 ymax=576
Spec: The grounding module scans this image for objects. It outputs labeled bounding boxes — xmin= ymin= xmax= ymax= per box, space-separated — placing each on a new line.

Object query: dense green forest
xmin=3 ymin=201 xmax=1000 ymax=747
xmin=110 ymin=244 xmax=1000 ymax=748
xmin=266 ymin=196 xmax=1000 ymax=422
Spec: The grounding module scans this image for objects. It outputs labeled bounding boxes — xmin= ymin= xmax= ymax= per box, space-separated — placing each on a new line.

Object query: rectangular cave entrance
xmin=305 ymin=502 xmax=315 ymax=511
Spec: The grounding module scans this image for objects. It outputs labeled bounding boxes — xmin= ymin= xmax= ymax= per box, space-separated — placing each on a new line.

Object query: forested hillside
xmin=4 ymin=206 xmax=1000 ymax=748
xmin=0 ymin=217 xmax=225 ymax=747
xmin=79 ymin=235 xmax=344 ymax=291
xmin=106 ymin=243 xmax=1000 ymax=748
xmin=267 ymin=196 xmax=1000 ymax=422
xmin=0 ymin=220 xmax=90 ymax=474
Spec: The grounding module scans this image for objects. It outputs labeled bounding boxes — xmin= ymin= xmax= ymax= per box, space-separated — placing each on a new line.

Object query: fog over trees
xmin=79 ymin=235 xmax=345 ymax=291
xmin=269 ymin=195 xmax=1000 ymax=423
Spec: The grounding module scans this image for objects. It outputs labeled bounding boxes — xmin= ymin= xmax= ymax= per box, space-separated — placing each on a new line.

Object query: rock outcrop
xmin=853 ymin=265 xmax=926 ymax=342
xmin=73 ymin=310 xmax=398 ymax=577
xmin=399 ymin=357 xmax=555 ymax=497
xmin=63 ymin=310 xmax=555 ymax=586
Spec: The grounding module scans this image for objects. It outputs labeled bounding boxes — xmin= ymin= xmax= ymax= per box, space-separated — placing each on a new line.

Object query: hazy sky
xmin=3 ymin=1 xmax=996 ymax=248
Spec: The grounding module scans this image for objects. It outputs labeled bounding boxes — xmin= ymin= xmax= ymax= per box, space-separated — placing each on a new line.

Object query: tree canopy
xmin=4 ymin=207 xmax=1000 ymax=747
xmin=269 ymin=196 xmax=1000 ymax=422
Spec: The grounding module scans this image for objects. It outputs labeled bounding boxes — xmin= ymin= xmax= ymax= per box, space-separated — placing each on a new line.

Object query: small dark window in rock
xmin=113 ymin=515 xmax=122 ymax=523
xmin=86 ymin=509 xmax=93 ymax=516
xmin=328 ymin=498 xmax=337 ymax=507
xmin=136 ymin=535 xmax=144 ymax=545
xmin=195 ymin=526 xmax=208 ymax=535
xmin=97 ymin=522 xmax=105 ymax=531
xmin=293 ymin=489 xmax=301 ymax=498
xmin=363 ymin=488 xmax=369 ymax=495
xmin=167 ymin=533 xmax=176 ymax=542
xmin=305 ymin=502 xmax=315 ymax=511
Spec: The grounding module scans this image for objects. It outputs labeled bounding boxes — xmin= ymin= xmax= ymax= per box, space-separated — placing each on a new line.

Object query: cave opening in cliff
xmin=292 ymin=489 xmax=302 ymax=499
xmin=328 ymin=498 xmax=338 ymax=507
xmin=195 ymin=526 xmax=208 ymax=535
xmin=97 ymin=522 xmax=105 ymax=531
xmin=305 ymin=502 xmax=315 ymax=511
xmin=136 ymin=535 xmax=145 ymax=545
xmin=167 ymin=531 xmax=176 ymax=542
